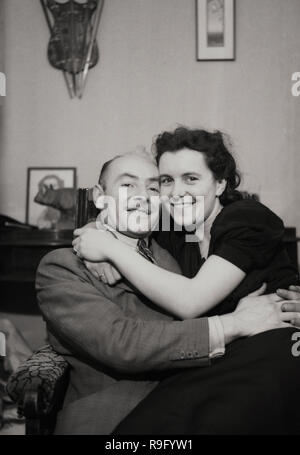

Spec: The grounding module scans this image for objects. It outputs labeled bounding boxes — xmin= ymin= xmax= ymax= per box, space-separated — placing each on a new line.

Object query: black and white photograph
xmin=1 ymin=0 xmax=300 ymax=441
xmin=26 ymin=166 xmax=77 ymax=229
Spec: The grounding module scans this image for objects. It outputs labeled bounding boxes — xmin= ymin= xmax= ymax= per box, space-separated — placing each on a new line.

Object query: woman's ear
xmin=93 ymin=184 xmax=105 ymax=209
xmin=216 ymin=179 xmax=227 ymax=198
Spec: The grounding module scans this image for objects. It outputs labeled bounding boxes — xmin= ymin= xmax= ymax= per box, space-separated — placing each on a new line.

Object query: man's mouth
xmin=170 ymin=201 xmax=196 ymax=208
xmin=126 ymin=207 xmax=151 ymax=215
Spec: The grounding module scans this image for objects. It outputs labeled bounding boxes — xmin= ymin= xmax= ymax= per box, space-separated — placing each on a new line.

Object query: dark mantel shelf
xmin=0 ymin=228 xmax=73 ymax=314
xmin=0 ymin=228 xmax=73 ymax=246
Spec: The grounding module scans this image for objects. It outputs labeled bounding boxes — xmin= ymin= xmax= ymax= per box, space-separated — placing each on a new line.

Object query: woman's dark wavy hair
xmin=154 ymin=127 xmax=243 ymax=206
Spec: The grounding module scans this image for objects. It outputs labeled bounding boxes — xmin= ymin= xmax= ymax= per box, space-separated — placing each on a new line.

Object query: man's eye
xmin=149 ymin=187 xmax=159 ymax=193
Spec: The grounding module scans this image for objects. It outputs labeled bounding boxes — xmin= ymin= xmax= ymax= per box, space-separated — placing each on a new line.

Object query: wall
xmin=1 ymin=0 xmax=300 ymax=230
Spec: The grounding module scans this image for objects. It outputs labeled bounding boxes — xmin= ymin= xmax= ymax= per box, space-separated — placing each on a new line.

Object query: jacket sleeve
xmin=36 ymin=248 xmax=210 ymax=374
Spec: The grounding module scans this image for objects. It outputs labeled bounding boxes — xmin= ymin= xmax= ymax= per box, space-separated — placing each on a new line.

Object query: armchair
xmin=6 ymin=188 xmax=99 ymax=435
xmin=5 ymin=189 xmax=299 ymax=435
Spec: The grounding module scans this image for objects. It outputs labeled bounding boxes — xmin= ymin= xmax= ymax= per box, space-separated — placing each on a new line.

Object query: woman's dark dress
xmin=114 ymin=200 xmax=300 ymax=435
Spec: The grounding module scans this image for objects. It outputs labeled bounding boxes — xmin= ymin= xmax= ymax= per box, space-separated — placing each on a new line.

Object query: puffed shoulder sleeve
xmin=210 ymin=200 xmax=285 ymax=273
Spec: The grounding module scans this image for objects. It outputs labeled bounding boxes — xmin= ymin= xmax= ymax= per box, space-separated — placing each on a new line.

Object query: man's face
xmin=96 ymin=155 xmax=160 ymax=237
xmin=159 ymin=148 xmax=225 ymax=229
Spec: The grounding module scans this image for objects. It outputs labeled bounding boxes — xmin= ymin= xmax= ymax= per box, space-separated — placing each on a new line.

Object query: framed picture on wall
xmin=196 ymin=0 xmax=235 ymax=61
xmin=26 ymin=167 xmax=77 ymax=229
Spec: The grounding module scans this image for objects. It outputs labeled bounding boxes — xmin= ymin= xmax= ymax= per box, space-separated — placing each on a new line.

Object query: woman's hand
xmin=84 ymin=260 xmax=122 ymax=285
xmin=72 ymin=228 xmax=115 ymax=262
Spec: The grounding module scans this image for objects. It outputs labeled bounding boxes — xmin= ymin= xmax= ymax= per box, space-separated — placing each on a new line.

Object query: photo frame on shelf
xmin=26 ymin=167 xmax=77 ymax=229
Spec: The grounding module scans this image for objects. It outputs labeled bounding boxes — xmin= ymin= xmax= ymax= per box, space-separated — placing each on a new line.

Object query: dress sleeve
xmin=210 ymin=200 xmax=285 ymax=273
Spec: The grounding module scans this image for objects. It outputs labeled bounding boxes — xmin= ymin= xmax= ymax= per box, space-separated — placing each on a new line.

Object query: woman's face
xmin=158 ymin=148 xmax=226 ymax=229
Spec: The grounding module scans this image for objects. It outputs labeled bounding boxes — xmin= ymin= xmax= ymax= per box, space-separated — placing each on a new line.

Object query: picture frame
xmin=26 ymin=167 xmax=77 ymax=228
xmin=196 ymin=0 xmax=235 ymax=61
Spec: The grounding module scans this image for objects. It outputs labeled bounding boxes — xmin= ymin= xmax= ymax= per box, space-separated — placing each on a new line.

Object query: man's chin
xmin=129 ymin=230 xmax=152 ymax=238
xmin=172 ymin=215 xmax=197 ymax=230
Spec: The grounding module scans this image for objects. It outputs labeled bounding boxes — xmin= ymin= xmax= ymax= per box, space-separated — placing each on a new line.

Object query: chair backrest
xmin=75 ymin=188 xmax=99 ymax=229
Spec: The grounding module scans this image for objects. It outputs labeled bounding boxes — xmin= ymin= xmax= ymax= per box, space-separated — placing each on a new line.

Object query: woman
xmin=73 ymin=128 xmax=300 ymax=434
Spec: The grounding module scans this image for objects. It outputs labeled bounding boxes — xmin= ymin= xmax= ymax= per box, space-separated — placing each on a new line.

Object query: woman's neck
xmin=196 ymin=198 xmax=223 ymax=258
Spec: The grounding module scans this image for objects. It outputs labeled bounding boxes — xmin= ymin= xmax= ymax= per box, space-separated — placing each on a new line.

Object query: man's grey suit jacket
xmin=36 ymin=240 xmax=210 ymax=434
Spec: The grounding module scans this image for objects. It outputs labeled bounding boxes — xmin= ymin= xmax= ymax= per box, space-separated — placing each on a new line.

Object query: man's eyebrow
xmin=147 ymin=177 xmax=159 ymax=183
xmin=115 ymin=173 xmax=138 ymax=181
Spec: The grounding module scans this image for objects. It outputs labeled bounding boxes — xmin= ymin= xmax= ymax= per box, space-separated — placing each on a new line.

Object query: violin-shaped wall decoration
xmin=41 ymin=0 xmax=105 ymax=99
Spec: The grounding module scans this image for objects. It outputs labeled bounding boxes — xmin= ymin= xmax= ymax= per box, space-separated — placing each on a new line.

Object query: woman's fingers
xmin=72 ymin=237 xmax=80 ymax=248
xmin=281 ymin=299 xmax=300 ymax=313
xmin=104 ymin=266 xmax=118 ymax=285
xmin=276 ymin=288 xmax=300 ymax=301
xmin=292 ymin=318 xmax=300 ymax=328
xmin=275 ymin=299 xmax=300 ymax=327
xmin=84 ymin=261 xmax=99 ymax=279
xmin=289 ymin=285 xmax=300 ymax=293
xmin=83 ymin=261 xmax=119 ymax=286
xmin=73 ymin=228 xmax=84 ymax=236
xmin=247 ymin=283 xmax=267 ymax=297
xmin=280 ymin=311 xmax=296 ymax=322
xmin=112 ymin=267 xmax=122 ymax=281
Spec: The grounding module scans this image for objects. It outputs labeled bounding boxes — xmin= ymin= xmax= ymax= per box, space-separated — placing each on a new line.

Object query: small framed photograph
xmin=196 ymin=0 xmax=235 ymax=61
xmin=26 ymin=167 xmax=77 ymax=229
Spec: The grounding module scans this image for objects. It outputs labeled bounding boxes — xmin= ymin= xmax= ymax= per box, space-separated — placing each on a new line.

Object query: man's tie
xmin=136 ymin=239 xmax=157 ymax=264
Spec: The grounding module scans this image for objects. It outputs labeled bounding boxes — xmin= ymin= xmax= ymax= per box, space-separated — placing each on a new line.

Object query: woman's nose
xmin=170 ymin=181 xmax=186 ymax=198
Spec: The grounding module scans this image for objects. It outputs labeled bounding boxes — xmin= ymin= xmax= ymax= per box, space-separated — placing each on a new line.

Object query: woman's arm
xmin=73 ymin=229 xmax=245 ymax=319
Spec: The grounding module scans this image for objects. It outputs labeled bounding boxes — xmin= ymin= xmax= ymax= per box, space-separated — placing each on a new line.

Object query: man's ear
xmin=93 ymin=184 xmax=105 ymax=209
xmin=216 ymin=179 xmax=227 ymax=198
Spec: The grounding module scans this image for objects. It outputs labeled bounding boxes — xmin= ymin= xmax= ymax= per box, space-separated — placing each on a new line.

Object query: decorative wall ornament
xmin=41 ymin=0 xmax=105 ymax=98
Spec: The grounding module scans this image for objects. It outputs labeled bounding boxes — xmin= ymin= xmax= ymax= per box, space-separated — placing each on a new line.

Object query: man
xmin=36 ymin=150 xmax=299 ymax=435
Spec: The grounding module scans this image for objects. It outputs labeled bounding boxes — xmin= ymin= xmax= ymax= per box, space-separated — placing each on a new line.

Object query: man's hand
xmin=276 ymin=285 xmax=300 ymax=327
xmin=84 ymin=260 xmax=122 ymax=285
xmin=220 ymin=284 xmax=293 ymax=345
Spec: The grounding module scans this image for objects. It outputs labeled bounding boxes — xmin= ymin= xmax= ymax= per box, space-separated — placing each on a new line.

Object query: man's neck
xmin=104 ymin=224 xmax=150 ymax=248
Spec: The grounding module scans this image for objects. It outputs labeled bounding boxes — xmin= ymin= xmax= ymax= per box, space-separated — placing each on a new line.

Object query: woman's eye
xmin=186 ymin=176 xmax=198 ymax=183
xmin=160 ymin=177 xmax=172 ymax=185
xmin=121 ymin=183 xmax=134 ymax=188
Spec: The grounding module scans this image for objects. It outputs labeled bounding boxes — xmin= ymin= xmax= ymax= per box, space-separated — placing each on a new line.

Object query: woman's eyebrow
xmin=182 ymin=172 xmax=201 ymax=177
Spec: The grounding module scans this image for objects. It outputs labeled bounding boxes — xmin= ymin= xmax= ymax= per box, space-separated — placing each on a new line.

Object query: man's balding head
xmin=94 ymin=148 xmax=160 ymax=237
xmin=98 ymin=148 xmax=157 ymax=190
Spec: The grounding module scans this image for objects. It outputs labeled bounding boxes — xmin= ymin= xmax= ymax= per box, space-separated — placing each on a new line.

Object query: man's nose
xmin=135 ymin=185 xmax=150 ymax=201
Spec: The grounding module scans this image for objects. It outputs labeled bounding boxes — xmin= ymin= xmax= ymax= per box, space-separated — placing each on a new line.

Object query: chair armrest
xmin=6 ymin=345 xmax=69 ymax=417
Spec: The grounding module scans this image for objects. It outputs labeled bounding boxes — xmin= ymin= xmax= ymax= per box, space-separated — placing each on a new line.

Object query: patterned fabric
xmin=137 ymin=239 xmax=157 ymax=264
xmin=6 ymin=345 xmax=69 ymax=415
